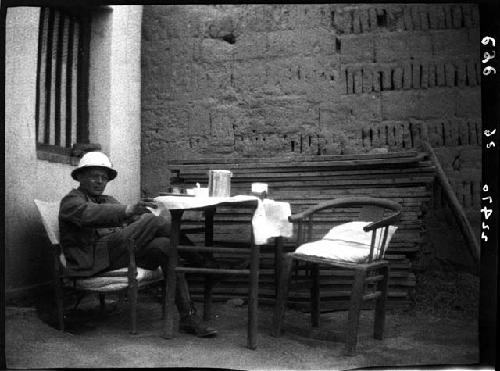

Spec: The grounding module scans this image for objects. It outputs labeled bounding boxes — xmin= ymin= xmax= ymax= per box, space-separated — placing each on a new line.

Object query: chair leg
xmin=346 ymin=269 xmax=366 ymax=356
xmin=161 ymin=281 xmax=166 ymax=320
xmin=310 ymin=263 xmax=320 ymax=328
xmin=98 ymin=293 xmax=106 ymax=313
xmin=374 ymin=265 xmax=390 ymax=340
xmin=272 ymin=254 xmax=294 ymax=338
xmin=203 ymin=278 xmax=215 ymax=321
xmin=54 ymin=279 xmax=65 ymax=331
xmin=128 ymin=284 xmax=138 ymax=335
xmin=247 ymin=244 xmax=260 ymax=350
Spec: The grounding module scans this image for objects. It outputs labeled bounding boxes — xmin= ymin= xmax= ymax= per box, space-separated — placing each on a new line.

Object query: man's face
xmin=77 ymin=167 xmax=110 ymax=196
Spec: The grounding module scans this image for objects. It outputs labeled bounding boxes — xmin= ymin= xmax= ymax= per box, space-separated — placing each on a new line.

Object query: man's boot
xmin=176 ymin=273 xmax=217 ymax=338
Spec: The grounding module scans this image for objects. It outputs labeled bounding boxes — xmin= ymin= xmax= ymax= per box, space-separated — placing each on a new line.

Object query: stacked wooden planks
xmin=167 ymin=151 xmax=435 ymax=310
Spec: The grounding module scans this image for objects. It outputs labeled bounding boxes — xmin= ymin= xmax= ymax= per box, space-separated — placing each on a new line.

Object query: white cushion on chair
xmin=295 ymin=222 xmax=397 ymax=263
xmin=73 ymin=267 xmax=163 ymax=291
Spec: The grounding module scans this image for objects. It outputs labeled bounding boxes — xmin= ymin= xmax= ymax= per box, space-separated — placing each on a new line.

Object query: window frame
xmin=34 ymin=6 xmax=93 ymax=164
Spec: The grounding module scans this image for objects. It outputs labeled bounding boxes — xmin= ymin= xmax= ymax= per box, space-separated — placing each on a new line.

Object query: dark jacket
xmin=59 ymin=188 xmax=128 ymax=277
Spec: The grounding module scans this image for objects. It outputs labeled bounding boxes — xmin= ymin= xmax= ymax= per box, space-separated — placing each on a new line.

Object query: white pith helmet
xmin=71 ymin=151 xmax=117 ymax=181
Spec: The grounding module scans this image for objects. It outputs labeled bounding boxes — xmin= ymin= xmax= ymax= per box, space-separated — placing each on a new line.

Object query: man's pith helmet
xmin=71 ymin=151 xmax=117 ymax=181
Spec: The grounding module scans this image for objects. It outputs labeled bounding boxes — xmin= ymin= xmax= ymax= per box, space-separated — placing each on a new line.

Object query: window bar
xmin=35 ymin=8 xmax=47 ymax=143
xmin=54 ymin=12 xmax=65 ymax=146
xmin=76 ymin=13 xmax=90 ymax=144
xmin=70 ymin=19 xmax=79 ymax=147
xmin=60 ymin=14 xmax=69 ymax=148
xmin=48 ymin=11 xmax=60 ymax=146
xmin=64 ymin=16 xmax=74 ymax=148
xmin=42 ymin=9 xmax=55 ymax=145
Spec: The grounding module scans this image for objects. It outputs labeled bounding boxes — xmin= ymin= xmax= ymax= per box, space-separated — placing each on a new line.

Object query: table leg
xmin=203 ymin=207 xmax=215 ymax=320
xmin=248 ymin=241 xmax=260 ymax=350
xmin=274 ymin=237 xmax=283 ymax=299
xmin=162 ymin=209 xmax=182 ymax=339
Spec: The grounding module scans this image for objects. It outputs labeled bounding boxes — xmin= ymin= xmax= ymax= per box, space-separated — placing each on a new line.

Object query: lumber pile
xmin=166 ymin=151 xmax=435 ymax=310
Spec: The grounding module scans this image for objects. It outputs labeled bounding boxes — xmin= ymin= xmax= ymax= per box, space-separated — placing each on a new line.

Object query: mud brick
xmin=436 ymin=62 xmax=446 ymax=86
xmin=390 ymin=7 xmax=405 ymax=31
xmin=420 ymin=7 xmax=429 ymax=30
xmin=410 ymin=6 xmax=421 ymax=30
xmin=457 ymin=119 xmax=469 ymax=145
xmin=428 ymin=6 xmax=440 ymax=29
xmin=362 ymin=68 xmax=373 ymax=93
xmin=444 ymin=5 xmax=453 ymax=28
xmin=392 ymin=66 xmax=403 ymax=90
xmin=369 ymin=126 xmax=380 ymax=147
xmin=462 ymin=4 xmax=473 ymax=28
xmin=403 ymin=63 xmax=412 ymax=89
xmin=345 ymin=69 xmax=354 ymax=94
xmin=466 ymin=60 xmax=477 ymax=86
xmin=470 ymin=120 xmax=480 ymax=145
xmin=420 ymin=63 xmax=428 ymax=89
xmin=353 ymin=69 xmax=363 ymax=94
xmin=456 ymin=60 xmax=467 ymax=87
xmin=352 ymin=11 xmax=361 ymax=33
xmin=369 ymin=8 xmax=378 ymax=30
xmin=412 ymin=62 xmax=421 ymax=89
xmin=360 ymin=9 xmax=370 ymax=32
xmin=403 ymin=6 xmax=413 ymax=31
xmin=396 ymin=122 xmax=405 ymax=147
xmin=471 ymin=5 xmax=480 ymax=27
xmin=381 ymin=66 xmax=392 ymax=90
xmin=361 ymin=127 xmax=371 ymax=148
xmin=444 ymin=120 xmax=455 ymax=146
xmin=428 ymin=63 xmax=436 ymax=88
xmin=401 ymin=122 xmax=412 ymax=148
xmin=372 ymin=69 xmax=381 ymax=92
xmin=343 ymin=9 xmax=354 ymax=34
xmin=475 ymin=61 xmax=481 ymax=85
xmin=445 ymin=63 xmax=456 ymax=87
xmin=435 ymin=6 xmax=446 ymax=29
xmin=452 ymin=5 xmax=463 ymax=28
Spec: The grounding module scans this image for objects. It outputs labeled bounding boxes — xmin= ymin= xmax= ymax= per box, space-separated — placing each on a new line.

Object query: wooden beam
xmin=422 ymin=141 xmax=480 ymax=264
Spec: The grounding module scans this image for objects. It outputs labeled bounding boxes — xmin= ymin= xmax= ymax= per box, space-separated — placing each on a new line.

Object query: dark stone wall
xmin=140 ymin=4 xmax=481 ymax=231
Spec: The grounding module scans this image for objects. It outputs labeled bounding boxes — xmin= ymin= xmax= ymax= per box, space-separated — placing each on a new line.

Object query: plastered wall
xmin=4 ymin=6 xmax=143 ymax=298
xmin=140 ymin=4 xmax=482 ymax=204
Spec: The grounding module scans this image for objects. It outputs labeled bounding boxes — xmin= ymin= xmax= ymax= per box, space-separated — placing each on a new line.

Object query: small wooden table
xmin=153 ymin=195 xmax=292 ymax=349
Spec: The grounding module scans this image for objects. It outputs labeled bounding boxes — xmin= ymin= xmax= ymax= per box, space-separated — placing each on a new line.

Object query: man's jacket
xmin=59 ymin=188 xmax=129 ymax=277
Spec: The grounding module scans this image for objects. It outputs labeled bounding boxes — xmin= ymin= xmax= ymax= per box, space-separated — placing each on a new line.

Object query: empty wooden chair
xmin=273 ymin=196 xmax=401 ymax=355
xmin=34 ymin=199 xmax=164 ymax=334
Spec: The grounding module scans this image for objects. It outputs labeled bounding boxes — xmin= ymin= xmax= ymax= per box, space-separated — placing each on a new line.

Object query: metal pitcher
xmin=208 ymin=170 xmax=232 ymax=197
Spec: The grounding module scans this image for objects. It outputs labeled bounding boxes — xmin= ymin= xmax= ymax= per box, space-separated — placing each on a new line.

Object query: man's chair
xmin=272 ymin=196 xmax=401 ymax=355
xmin=34 ymin=199 xmax=164 ymax=334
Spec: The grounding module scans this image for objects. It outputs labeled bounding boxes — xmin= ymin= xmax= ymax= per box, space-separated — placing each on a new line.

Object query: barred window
xmin=35 ymin=7 xmax=90 ymax=158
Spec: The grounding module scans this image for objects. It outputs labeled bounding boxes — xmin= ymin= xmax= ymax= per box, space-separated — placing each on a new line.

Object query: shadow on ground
xmin=5 ymin=286 xmax=478 ymax=370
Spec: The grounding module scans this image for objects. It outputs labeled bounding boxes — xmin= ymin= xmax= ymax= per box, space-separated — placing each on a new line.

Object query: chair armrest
xmin=363 ymin=212 xmax=401 ymax=231
xmin=288 ymin=197 xmax=402 ymax=223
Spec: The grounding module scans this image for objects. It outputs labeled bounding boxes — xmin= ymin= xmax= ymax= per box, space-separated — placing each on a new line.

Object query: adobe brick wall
xmin=140 ymin=4 xmax=481 ymax=227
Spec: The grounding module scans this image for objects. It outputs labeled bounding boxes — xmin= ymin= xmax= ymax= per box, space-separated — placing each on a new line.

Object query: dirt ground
xmin=5 ymin=270 xmax=480 ymax=370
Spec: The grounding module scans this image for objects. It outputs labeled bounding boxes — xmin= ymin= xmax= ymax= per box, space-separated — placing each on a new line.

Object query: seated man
xmin=59 ymin=151 xmax=216 ymax=337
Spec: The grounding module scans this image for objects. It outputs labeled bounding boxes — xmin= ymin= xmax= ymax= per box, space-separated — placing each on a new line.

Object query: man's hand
xmin=125 ymin=199 xmax=158 ymax=217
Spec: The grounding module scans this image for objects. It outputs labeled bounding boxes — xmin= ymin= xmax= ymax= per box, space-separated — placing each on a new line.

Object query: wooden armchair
xmin=272 ymin=196 xmax=401 ymax=355
xmin=34 ymin=199 xmax=164 ymax=334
